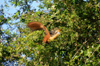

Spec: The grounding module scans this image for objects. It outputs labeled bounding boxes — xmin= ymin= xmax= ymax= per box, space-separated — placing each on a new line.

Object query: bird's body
xmin=28 ymin=22 xmax=60 ymax=43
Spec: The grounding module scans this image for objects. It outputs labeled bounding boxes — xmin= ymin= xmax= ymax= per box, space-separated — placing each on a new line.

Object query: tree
xmin=1 ymin=0 xmax=100 ymax=66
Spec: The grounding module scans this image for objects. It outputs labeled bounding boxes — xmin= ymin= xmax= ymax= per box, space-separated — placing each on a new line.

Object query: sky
xmin=0 ymin=0 xmax=41 ymax=64
xmin=0 ymin=0 xmax=40 ymax=17
xmin=0 ymin=0 xmax=41 ymax=34
xmin=0 ymin=0 xmax=87 ymax=34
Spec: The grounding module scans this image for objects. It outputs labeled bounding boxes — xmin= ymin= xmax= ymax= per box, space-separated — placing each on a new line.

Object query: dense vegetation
xmin=1 ymin=0 xmax=100 ymax=66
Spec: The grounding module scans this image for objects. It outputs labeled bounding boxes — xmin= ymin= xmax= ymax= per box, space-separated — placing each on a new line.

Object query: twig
xmin=71 ymin=39 xmax=87 ymax=60
xmin=88 ymin=44 xmax=100 ymax=59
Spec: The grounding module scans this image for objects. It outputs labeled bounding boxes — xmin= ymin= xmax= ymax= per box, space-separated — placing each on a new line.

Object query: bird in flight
xmin=28 ymin=22 xmax=60 ymax=43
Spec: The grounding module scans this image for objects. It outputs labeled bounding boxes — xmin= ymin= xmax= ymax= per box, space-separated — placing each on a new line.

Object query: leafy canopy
xmin=1 ymin=0 xmax=100 ymax=66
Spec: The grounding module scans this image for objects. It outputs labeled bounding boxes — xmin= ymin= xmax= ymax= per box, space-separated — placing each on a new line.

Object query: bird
xmin=27 ymin=22 xmax=60 ymax=43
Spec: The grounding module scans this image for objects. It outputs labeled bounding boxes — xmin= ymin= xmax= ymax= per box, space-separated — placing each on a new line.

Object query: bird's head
xmin=55 ymin=29 xmax=61 ymax=34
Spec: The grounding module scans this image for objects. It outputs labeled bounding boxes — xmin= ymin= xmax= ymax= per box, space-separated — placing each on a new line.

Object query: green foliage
xmin=1 ymin=0 xmax=100 ymax=66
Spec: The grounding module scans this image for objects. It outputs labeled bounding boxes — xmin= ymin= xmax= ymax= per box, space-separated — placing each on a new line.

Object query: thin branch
xmin=88 ymin=44 xmax=100 ymax=60
xmin=70 ymin=39 xmax=87 ymax=61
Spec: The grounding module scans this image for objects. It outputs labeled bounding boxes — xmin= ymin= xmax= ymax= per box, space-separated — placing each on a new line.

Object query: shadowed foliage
xmin=1 ymin=0 xmax=100 ymax=66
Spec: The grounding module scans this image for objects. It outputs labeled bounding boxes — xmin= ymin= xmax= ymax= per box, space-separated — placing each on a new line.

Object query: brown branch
xmin=70 ymin=39 xmax=87 ymax=61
